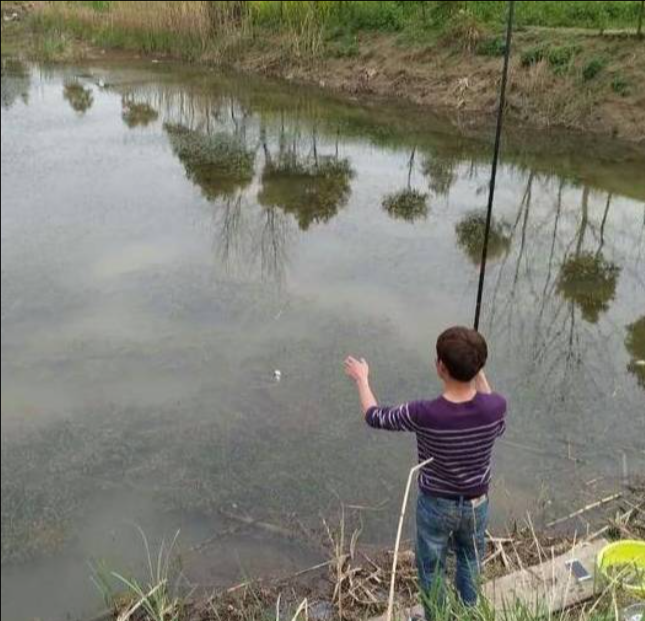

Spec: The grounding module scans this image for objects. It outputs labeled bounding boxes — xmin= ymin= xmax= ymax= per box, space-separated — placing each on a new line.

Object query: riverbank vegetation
xmin=94 ymin=480 xmax=644 ymax=621
xmin=25 ymin=2 xmax=645 ymax=58
xmin=23 ymin=1 xmax=645 ymax=65
xmin=3 ymin=1 xmax=644 ymax=140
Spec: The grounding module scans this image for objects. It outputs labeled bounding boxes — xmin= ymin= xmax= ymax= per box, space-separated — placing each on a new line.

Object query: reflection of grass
xmin=122 ymin=100 xmax=159 ymax=128
xmin=626 ymin=316 xmax=645 ymax=389
xmin=382 ymin=189 xmax=428 ymax=223
xmin=63 ymin=81 xmax=93 ymax=114
xmin=1 ymin=58 xmax=30 ymax=109
xmin=259 ymin=156 xmax=353 ymax=230
xmin=558 ymin=252 xmax=620 ymax=324
xmin=165 ymin=123 xmax=254 ymax=201
xmin=455 ymin=211 xmax=511 ymax=265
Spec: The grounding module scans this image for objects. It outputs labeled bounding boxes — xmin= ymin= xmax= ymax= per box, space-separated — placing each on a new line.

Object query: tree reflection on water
xmin=557 ymin=189 xmax=621 ymax=325
xmin=63 ymin=81 xmax=94 ymax=115
xmin=1 ymin=59 xmax=30 ymax=110
xmin=121 ymin=97 xmax=159 ymax=129
xmin=259 ymin=127 xmax=354 ymax=231
xmin=382 ymin=147 xmax=429 ymax=223
xmin=456 ymin=211 xmax=512 ymax=265
xmin=165 ymin=123 xmax=255 ymax=201
xmin=422 ymin=150 xmax=458 ymax=197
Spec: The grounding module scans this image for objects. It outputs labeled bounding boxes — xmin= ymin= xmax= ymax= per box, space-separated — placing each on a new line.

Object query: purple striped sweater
xmin=366 ymin=393 xmax=507 ymax=499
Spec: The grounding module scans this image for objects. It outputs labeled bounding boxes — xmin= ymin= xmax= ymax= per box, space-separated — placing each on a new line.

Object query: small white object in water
xmin=274 ymin=370 xmax=282 ymax=382
xmin=635 ymin=360 xmax=645 ymax=367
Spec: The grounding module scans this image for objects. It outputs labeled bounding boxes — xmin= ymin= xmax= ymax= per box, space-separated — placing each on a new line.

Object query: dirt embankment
xmin=228 ymin=30 xmax=645 ymax=144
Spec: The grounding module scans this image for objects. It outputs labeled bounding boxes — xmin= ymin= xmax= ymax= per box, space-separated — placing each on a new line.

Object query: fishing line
xmin=474 ymin=0 xmax=516 ymax=332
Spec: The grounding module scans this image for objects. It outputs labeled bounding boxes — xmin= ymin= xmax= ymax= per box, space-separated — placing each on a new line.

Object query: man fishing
xmin=344 ymin=326 xmax=507 ymax=617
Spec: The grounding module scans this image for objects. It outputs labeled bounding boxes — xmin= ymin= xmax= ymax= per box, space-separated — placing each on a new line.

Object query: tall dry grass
xmin=34 ymin=1 xmax=254 ymax=57
xmin=109 ymin=1 xmax=212 ymax=45
xmin=35 ymin=1 xmax=328 ymax=58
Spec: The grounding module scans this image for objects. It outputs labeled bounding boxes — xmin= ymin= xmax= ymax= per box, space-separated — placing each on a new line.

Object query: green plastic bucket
xmin=597 ymin=540 xmax=645 ymax=597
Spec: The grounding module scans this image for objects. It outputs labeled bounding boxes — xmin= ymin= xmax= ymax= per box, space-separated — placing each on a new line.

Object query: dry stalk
xmin=386 ymin=457 xmax=433 ymax=621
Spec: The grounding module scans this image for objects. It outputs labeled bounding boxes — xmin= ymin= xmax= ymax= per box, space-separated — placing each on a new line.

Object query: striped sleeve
xmin=365 ymin=402 xmax=419 ymax=432
xmin=494 ymin=393 xmax=507 ymax=436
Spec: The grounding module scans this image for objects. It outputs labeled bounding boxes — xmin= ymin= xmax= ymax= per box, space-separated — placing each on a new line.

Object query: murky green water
xmin=1 ymin=60 xmax=644 ymax=621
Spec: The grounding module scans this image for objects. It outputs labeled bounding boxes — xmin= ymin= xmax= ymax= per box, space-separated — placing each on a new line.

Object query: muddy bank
xmin=225 ymin=30 xmax=645 ymax=144
xmin=102 ymin=480 xmax=645 ymax=621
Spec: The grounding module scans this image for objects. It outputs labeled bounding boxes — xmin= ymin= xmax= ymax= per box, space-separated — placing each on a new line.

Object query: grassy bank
xmin=24 ymin=1 xmax=645 ymax=60
xmin=8 ymin=1 xmax=643 ymax=141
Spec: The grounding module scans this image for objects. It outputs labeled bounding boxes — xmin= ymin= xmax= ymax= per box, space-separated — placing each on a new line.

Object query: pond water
xmin=1 ymin=60 xmax=644 ymax=621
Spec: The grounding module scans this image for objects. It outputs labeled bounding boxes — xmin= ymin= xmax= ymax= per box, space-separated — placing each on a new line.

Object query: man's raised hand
xmin=344 ymin=356 xmax=370 ymax=384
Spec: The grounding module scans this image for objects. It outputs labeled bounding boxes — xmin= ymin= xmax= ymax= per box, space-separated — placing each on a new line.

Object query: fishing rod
xmin=473 ymin=0 xmax=516 ymax=332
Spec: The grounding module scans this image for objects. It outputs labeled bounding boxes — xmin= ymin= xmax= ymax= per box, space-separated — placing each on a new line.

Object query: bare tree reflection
xmin=557 ymin=187 xmax=621 ymax=325
xmin=482 ymin=180 xmax=635 ymax=426
xmin=253 ymin=206 xmax=293 ymax=283
xmin=210 ymin=189 xmax=294 ymax=285
xmin=63 ymin=81 xmax=93 ymax=115
xmin=212 ymin=190 xmax=247 ymax=268
xmin=625 ymin=317 xmax=645 ymax=389
xmin=382 ymin=147 xmax=429 ymax=223
xmin=486 ymin=173 xmax=536 ymax=327
xmin=422 ymin=150 xmax=458 ymax=197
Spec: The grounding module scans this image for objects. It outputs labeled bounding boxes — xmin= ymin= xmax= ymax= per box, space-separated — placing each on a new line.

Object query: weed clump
xmin=521 ymin=44 xmax=547 ymax=68
xmin=582 ymin=57 xmax=607 ymax=81
xmin=440 ymin=10 xmax=486 ymax=52
xmin=611 ymin=75 xmax=631 ymax=96
xmin=547 ymin=45 xmax=580 ymax=74
xmin=521 ymin=44 xmax=582 ymax=74
xmin=476 ymin=35 xmax=506 ymax=58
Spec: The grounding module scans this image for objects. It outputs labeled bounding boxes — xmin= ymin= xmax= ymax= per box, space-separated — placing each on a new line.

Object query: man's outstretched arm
xmin=344 ymin=356 xmax=418 ymax=432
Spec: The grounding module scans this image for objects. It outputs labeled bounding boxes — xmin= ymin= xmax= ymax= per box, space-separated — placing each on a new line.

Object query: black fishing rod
xmin=473 ymin=0 xmax=515 ymax=332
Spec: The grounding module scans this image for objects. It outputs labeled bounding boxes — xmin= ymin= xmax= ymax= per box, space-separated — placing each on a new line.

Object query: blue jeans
xmin=416 ymin=493 xmax=489 ymax=616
